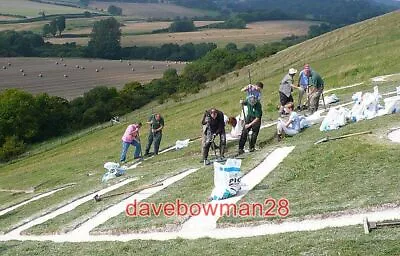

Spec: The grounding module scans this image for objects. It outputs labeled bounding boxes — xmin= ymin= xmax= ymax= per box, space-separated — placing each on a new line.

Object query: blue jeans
xmin=120 ymin=140 xmax=141 ymax=162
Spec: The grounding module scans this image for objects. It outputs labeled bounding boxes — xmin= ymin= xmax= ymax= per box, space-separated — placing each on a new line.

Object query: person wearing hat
xmin=279 ymin=68 xmax=298 ymax=116
xmin=306 ymin=68 xmax=324 ymax=114
xmin=297 ymin=64 xmax=311 ymax=110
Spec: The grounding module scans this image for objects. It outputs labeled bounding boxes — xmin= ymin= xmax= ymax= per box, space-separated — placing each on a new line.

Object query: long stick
xmin=248 ymin=68 xmax=252 ymax=84
xmin=314 ymin=131 xmax=372 ymax=145
xmin=94 ymin=182 xmax=163 ymax=202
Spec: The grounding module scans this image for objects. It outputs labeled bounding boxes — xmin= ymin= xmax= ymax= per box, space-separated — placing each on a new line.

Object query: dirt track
xmin=0 ymin=57 xmax=186 ymax=100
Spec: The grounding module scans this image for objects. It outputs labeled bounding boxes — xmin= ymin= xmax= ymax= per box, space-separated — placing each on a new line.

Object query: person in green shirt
xmin=307 ymin=68 xmax=324 ymax=113
xmin=238 ymin=96 xmax=262 ymax=155
xmin=144 ymin=113 xmax=164 ymax=156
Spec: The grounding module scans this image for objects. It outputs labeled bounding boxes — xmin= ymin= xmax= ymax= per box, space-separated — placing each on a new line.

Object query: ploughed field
xmin=0 ymin=57 xmax=186 ymax=100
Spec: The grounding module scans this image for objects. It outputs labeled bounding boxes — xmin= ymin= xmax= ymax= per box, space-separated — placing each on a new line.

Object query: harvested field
xmin=0 ymin=0 xmax=90 ymax=18
xmin=0 ymin=57 xmax=186 ymax=100
xmin=47 ymin=20 xmax=318 ymax=47
xmin=0 ymin=20 xmax=47 ymax=32
xmin=63 ymin=20 xmax=222 ymax=35
xmin=89 ymin=1 xmax=215 ymax=19
xmin=0 ymin=15 xmax=20 ymax=21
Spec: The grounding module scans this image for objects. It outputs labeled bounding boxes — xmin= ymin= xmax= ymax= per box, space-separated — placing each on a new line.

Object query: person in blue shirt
xmin=297 ymin=64 xmax=310 ymax=110
xmin=241 ymin=81 xmax=264 ymax=103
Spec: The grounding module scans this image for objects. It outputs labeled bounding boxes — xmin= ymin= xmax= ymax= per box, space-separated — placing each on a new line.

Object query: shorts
xmin=279 ymin=91 xmax=293 ymax=106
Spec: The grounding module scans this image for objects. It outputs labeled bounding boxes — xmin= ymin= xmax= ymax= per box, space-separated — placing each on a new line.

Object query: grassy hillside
xmin=1 ymin=10 xmax=400 ymax=254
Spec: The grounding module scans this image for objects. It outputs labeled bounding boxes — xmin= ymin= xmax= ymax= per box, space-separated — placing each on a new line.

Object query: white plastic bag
xmin=321 ymin=94 xmax=339 ymax=105
xmin=210 ymin=159 xmax=242 ymax=200
xmin=175 ymin=139 xmax=190 ymax=150
xmin=102 ymin=162 xmax=126 ymax=183
xmin=383 ymin=95 xmax=400 ymax=115
xmin=320 ymin=107 xmax=348 ymax=131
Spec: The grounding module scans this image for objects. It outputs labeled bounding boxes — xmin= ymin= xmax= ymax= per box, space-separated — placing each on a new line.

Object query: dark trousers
xmin=239 ymin=120 xmax=261 ymax=151
xmin=202 ymin=128 xmax=226 ymax=160
xmin=145 ymin=131 xmax=162 ymax=155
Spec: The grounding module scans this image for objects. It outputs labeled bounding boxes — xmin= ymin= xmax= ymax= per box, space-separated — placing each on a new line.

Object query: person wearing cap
xmin=201 ymin=108 xmax=227 ymax=165
xmin=297 ymin=64 xmax=311 ymax=110
xmin=144 ymin=113 xmax=164 ymax=156
xmin=306 ymin=68 xmax=324 ymax=113
xmin=120 ymin=122 xmax=143 ymax=163
xmin=279 ymin=68 xmax=298 ymax=116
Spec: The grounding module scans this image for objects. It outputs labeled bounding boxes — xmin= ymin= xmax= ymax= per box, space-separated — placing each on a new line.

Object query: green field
xmin=1 ymin=10 xmax=400 ymax=255
xmin=0 ymin=0 xmax=91 ymax=18
xmin=89 ymin=1 xmax=217 ymax=19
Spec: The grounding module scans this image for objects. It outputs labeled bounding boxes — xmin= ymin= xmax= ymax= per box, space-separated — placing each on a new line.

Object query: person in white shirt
xmin=277 ymin=102 xmax=302 ymax=141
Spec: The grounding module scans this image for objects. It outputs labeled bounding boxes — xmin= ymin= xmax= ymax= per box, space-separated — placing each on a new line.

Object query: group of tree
xmin=42 ymin=16 xmax=66 ymax=37
xmin=108 ymin=5 xmax=123 ymax=16
xmin=168 ymin=18 xmax=196 ymax=32
xmin=0 ymin=34 xmax=301 ymax=162
xmin=0 ymin=18 xmax=217 ymax=61
xmin=172 ymin=0 xmax=394 ymax=26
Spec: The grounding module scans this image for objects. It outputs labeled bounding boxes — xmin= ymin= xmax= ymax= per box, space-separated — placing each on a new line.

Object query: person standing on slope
xmin=279 ymin=68 xmax=298 ymax=116
xmin=120 ymin=122 xmax=143 ymax=163
xmin=238 ymin=95 xmax=262 ymax=155
xmin=145 ymin=113 xmax=164 ymax=156
xmin=307 ymin=68 xmax=325 ymax=114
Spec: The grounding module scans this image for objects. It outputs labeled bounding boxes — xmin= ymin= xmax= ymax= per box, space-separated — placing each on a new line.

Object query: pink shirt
xmin=122 ymin=124 xmax=140 ymax=143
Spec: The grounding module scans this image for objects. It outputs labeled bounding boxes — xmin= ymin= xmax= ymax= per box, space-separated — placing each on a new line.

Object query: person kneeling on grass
xmin=120 ymin=122 xmax=143 ymax=164
xmin=276 ymin=102 xmax=306 ymax=141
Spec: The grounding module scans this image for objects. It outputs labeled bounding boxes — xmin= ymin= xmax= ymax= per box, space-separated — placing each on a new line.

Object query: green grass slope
xmin=1 ymin=10 xmax=400 ymax=254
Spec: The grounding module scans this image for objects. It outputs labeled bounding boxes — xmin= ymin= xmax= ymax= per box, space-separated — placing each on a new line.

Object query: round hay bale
xmin=64 ymin=74 xmax=68 ymax=78
xmin=22 ymin=73 xmax=26 ymax=76
xmin=63 ymin=64 xmax=67 ymax=67
xmin=75 ymin=65 xmax=79 ymax=68
xmin=96 ymin=69 xmax=99 ymax=72
xmin=131 ymin=68 xmax=135 ymax=71
xmin=38 ymin=73 xmax=43 ymax=77
xmin=81 ymin=66 xmax=85 ymax=70
xmin=60 ymin=57 xmax=63 ymax=61
xmin=2 ymin=66 xmax=6 ymax=69
xmin=152 ymin=65 xmax=155 ymax=69
xmin=56 ymin=61 xmax=59 ymax=65
xmin=7 ymin=62 xmax=11 ymax=66
xmin=20 ymin=69 xmax=24 ymax=72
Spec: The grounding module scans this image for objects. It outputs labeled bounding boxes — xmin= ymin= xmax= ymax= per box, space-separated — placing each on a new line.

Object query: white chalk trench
xmin=1 ymin=145 xmax=398 ymax=242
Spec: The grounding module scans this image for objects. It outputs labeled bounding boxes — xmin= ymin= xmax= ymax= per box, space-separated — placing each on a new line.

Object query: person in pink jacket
xmin=120 ymin=122 xmax=142 ymax=163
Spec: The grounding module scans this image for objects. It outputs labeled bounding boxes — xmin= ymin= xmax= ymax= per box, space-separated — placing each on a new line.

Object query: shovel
xmin=314 ymin=131 xmax=372 ymax=145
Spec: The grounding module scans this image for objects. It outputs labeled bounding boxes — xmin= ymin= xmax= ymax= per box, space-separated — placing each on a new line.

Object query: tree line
xmin=0 ymin=35 xmax=301 ymax=162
